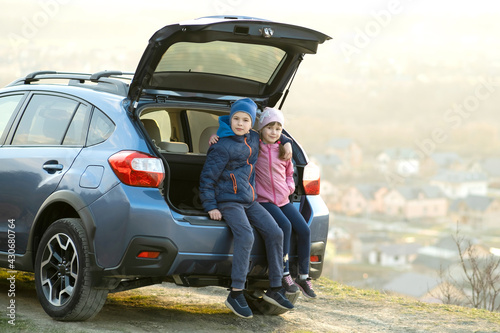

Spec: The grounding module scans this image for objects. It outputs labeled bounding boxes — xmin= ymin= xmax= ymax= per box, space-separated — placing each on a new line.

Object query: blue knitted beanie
xmin=230 ymin=98 xmax=257 ymax=126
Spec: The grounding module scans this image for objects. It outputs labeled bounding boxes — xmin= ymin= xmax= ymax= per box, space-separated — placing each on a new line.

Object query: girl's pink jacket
xmin=255 ymin=141 xmax=295 ymax=207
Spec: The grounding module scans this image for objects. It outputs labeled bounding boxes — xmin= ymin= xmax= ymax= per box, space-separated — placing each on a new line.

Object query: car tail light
xmin=108 ymin=151 xmax=165 ymax=188
xmin=310 ymin=255 xmax=320 ymax=263
xmin=303 ymin=162 xmax=320 ymax=195
xmin=137 ymin=251 xmax=161 ymax=259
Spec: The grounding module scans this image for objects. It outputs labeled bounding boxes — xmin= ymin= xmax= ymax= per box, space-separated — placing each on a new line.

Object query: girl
xmin=255 ymin=107 xmax=317 ymax=298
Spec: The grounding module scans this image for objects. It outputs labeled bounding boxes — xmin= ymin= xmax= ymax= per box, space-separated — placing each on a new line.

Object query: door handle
xmin=43 ymin=161 xmax=64 ymax=172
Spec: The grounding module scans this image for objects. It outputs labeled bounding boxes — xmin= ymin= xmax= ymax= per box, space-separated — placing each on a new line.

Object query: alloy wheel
xmin=39 ymin=233 xmax=79 ymax=306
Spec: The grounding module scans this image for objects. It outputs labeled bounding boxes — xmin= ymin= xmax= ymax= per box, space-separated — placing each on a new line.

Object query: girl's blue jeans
xmin=260 ymin=202 xmax=311 ymax=275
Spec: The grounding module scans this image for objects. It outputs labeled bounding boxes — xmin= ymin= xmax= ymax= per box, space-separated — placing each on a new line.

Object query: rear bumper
xmin=309 ymin=241 xmax=326 ymax=279
xmin=101 ymin=236 xmax=178 ymax=278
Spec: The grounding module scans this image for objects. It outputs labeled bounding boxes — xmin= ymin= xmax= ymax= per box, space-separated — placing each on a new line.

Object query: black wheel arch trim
xmin=26 ymin=190 xmax=98 ymax=271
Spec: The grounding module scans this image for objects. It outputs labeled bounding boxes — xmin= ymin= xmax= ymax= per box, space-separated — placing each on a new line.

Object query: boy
xmin=199 ymin=98 xmax=294 ymax=318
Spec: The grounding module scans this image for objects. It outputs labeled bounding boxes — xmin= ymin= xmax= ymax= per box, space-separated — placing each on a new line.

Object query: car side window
xmin=86 ymin=108 xmax=115 ymax=146
xmin=0 ymin=94 xmax=24 ymax=140
xmin=12 ymin=94 xmax=79 ymax=145
xmin=63 ymin=103 xmax=91 ymax=145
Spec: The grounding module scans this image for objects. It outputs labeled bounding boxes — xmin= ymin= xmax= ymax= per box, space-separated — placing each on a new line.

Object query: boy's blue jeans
xmin=260 ymin=202 xmax=311 ymax=275
xmin=218 ymin=201 xmax=284 ymax=290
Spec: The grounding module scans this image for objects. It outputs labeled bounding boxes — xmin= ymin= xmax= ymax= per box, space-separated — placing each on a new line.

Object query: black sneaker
xmin=295 ymin=277 xmax=317 ymax=298
xmin=225 ymin=293 xmax=253 ymax=318
xmin=282 ymin=275 xmax=299 ymax=294
xmin=263 ymin=288 xmax=294 ymax=310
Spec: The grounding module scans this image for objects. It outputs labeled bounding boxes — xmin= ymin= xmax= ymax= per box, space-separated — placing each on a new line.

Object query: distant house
xmin=383 ymin=185 xmax=448 ymax=220
xmin=326 ymin=138 xmax=363 ymax=168
xmin=340 ymin=184 xmax=387 ymax=216
xmin=377 ymin=148 xmax=420 ymax=177
xmin=470 ymin=157 xmax=500 ymax=196
xmin=351 ymin=233 xmax=393 ymax=263
xmin=449 ymin=195 xmax=500 ymax=230
xmin=470 ymin=157 xmax=500 ymax=181
xmin=420 ymin=152 xmax=464 ymax=176
xmin=368 ymin=242 xmax=422 ymax=267
xmin=430 ymin=170 xmax=488 ymax=199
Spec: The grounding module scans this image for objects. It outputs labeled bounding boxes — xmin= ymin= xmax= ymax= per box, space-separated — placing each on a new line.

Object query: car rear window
xmin=154 ymin=41 xmax=286 ymax=84
xmin=86 ymin=108 xmax=115 ymax=146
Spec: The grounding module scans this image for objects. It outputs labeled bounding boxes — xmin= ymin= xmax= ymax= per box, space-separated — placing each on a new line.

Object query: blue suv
xmin=0 ymin=16 xmax=330 ymax=320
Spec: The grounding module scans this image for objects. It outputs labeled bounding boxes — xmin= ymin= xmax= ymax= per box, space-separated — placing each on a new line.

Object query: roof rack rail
xmin=24 ymin=70 xmax=57 ymax=83
xmin=22 ymin=71 xmax=90 ymax=84
xmin=90 ymin=70 xmax=134 ymax=82
xmin=8 ymin=70 xmax=135 ymax=96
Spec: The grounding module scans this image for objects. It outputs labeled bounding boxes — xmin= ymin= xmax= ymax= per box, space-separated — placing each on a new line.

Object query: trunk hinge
xmin=156 ymin=95 xmax=168 ymax=103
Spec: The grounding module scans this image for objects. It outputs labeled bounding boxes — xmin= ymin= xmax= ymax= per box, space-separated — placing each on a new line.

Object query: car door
xmin=0 ymin=92 xmax=90 ymax=254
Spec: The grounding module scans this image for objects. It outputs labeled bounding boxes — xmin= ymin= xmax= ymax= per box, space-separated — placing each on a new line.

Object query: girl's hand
xmin=209 ymin=135 xmax=219 ymax=146
xmin=208 ymin=209 xmax=222 ymax=221
xmin=282 ymin=142 xmax=292 ymax=160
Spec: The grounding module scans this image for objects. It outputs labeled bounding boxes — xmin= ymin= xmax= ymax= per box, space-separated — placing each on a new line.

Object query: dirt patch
xmin=1 ymin=276 xmax=499 ymax=332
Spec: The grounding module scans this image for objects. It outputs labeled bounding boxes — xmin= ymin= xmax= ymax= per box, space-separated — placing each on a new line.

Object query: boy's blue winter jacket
xmin=199 ymin=115 xmax=259 ymax=212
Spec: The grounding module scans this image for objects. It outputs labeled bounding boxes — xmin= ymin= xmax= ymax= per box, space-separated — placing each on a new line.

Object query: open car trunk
xmin=130 ymin=16 xmax=329 ymax=215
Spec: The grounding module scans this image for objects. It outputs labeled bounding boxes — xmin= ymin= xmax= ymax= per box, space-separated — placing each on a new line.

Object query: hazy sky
xmin=3 ymin=0 xmax=500 ymax=48
xmin=2 ymin=0 xmax=499 ymax=75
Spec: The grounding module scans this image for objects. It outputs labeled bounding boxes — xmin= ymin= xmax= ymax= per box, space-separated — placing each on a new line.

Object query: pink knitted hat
xmin=257 ymin=107 xmax=284 ymax=131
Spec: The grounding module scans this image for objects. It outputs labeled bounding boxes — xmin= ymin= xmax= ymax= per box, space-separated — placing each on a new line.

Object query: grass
xmin=1 ymin=270 xmax=36 ymax=288
xmin=316 ymin=277 xmax=500 ymax=325
xmin=0 ymin=317 xmax=34 ymax=331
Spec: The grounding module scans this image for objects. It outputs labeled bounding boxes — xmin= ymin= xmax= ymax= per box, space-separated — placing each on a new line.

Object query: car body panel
xmin=0 ymin=146 xmax=82 ymax=253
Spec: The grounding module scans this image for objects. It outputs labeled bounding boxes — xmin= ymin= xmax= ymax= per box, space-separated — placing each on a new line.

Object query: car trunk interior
xmin=162 ymin=152 xmax=206 ymax=212
xmin=139 ymin=105 xmax=306 ymax=215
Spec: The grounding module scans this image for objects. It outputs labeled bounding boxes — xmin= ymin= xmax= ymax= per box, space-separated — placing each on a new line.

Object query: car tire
xmin=34 ymin=218 xmax=108 ymax=321
xmin=244 ymin=289 xmax=300 ymax=315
